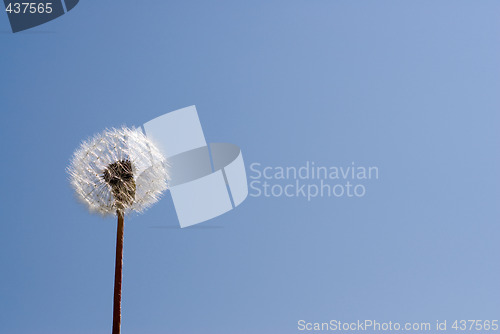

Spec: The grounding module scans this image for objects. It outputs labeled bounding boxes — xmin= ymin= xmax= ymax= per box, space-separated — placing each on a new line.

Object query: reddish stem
xmin=112 ymin=211 xmax=124 ymax=334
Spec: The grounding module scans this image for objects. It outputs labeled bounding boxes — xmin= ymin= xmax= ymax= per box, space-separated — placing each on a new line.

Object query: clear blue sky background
xmin=1 ymin=1 xmax=499 ymax=334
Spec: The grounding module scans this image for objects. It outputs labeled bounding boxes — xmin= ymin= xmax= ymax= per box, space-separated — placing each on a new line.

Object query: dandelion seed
xmin=67 ymin=127 xmax=168 ymax=334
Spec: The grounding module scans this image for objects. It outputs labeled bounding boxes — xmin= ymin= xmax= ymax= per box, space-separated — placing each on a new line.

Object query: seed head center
xmin=103 ymin=159 xmax=136 ymax=211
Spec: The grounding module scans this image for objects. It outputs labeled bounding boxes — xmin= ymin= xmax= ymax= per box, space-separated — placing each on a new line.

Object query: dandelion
xmin=68 ymin=127 xmax=168 ymax=334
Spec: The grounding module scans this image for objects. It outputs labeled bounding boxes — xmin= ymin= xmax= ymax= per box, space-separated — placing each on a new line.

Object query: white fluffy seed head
xmin=68 ymin=127 xmax=168 ymax=216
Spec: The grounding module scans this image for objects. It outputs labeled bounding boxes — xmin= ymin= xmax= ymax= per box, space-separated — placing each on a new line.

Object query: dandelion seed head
xmin=68 ymin=127 xmax=168 ymax=216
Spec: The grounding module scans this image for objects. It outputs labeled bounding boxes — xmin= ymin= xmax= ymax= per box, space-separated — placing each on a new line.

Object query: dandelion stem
xmin=112 ymin=210 xmax=124 ymax=334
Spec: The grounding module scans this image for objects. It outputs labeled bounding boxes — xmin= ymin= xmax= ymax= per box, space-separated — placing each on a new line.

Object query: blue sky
xmin=1 ymin=1 xmax=499 ymax=333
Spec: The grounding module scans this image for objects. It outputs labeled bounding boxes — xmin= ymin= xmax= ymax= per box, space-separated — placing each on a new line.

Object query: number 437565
xmin=5 ymin=3 xmax=53 ymax=14
xmin=452 ymin=320 xmax=499 ymax=331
